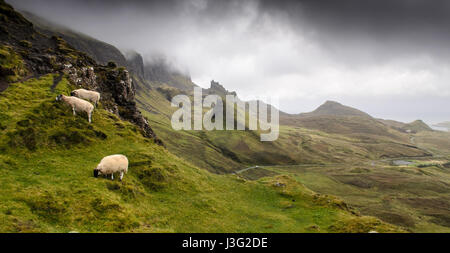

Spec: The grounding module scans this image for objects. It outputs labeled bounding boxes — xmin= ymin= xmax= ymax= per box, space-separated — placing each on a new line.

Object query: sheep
xmin=70 ymin=88 xmax=101 ymax=107
xmin=93 ymin=154 xmax=129 ymax=181
xmin=56 ymin=94 xmax=94 ymax=123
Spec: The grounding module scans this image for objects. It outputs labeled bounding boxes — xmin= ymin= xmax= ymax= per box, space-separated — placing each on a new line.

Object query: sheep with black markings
xmin=93 ymin=154 xmax=129 ymax=181
xmin=70 ymin=89 xmax=101 ymax=107
xmin=56 ymin=94 xmax=94 ymax=123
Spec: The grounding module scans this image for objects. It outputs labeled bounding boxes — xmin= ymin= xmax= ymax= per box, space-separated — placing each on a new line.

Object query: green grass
xmin=135 ymin=76 xmax=431 ymax=174
xmin=0 ymin=74 xmax=402 ymax=232
xmin=262 ymin=162 xmax=450 ymax=232
xmin=0 ymin=45 xmax=28 ymax=82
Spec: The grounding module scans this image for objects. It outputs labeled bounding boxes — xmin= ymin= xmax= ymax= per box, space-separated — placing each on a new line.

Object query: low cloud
xmin=9 ymin=0 xmax=450 ymax=123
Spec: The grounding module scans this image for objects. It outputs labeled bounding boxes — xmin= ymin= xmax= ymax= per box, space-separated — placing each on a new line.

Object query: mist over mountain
xmin=8 ymin=0 xmax=450 ymax=124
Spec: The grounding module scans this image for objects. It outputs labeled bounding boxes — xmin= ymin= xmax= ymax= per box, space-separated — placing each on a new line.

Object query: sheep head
xmin=56 ymin=94 xmax=63 ymax=101
xmin=93 ymin=169 xmax=100 ymax=178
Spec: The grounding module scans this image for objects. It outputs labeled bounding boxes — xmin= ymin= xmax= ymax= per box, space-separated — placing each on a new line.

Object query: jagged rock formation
xmin=204 ymin=80 xmax=237 ymax=97
xmin=124 ymin=51 xmax=145 ymax=81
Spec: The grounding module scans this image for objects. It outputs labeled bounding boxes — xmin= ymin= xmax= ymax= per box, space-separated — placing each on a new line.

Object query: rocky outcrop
xmin=143 ymin=57 xmax=196 ymax=91
xmin=124 ymin=51 xmax=145 ymax=81
xmin=204 ymin=80 xmax=237 ymax=97
xmin=0 ymin=0 xmax=162 ymax=145
xmin=61 ymin=63 xmax=162 ymax=144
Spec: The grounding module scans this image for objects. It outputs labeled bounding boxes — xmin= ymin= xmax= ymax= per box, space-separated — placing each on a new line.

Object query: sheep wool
xmin=94 ymin=154 xmax=129 ymax=181
xmin=71 ymin=89 xmax=101 ymax=107
xmin=56 ymin=94 xmax=94 ymax=123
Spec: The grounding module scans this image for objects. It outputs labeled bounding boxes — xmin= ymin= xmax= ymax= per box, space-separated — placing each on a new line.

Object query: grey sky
xmin=8 ymin=0 xmax=450 ymax=124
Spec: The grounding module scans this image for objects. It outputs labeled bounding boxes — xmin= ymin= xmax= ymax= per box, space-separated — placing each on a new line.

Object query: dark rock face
xmin=143 ymin=58 xmax=173 ymax=84
xmin=204 ymin=80 xmax=237 ymax=97
xmin=125 ymin=51 xmax=145 ymax=80
xmin=20 ymin=10 xmax=128 ymax=68
xmin=100 ymin=68 xmax=135 ymax=105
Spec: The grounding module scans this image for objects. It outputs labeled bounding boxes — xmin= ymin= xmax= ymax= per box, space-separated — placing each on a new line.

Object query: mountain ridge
xmin=13 ymin=8 xmax=433 ymax=173
xmin=300 ymin=100 xmax=372 ymax=118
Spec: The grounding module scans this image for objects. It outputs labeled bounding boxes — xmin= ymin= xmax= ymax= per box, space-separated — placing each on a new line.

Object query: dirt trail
xmin=50 ymin=72 xmax=63 ymax=91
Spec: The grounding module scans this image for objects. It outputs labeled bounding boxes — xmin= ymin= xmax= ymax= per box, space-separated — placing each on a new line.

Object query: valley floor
xmin=239 ymin=157 xmax=450 ymax=232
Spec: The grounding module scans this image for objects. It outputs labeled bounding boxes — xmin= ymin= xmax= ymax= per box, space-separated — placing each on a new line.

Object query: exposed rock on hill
xmin=124 ymin=50 xmax=145 ymax=81
xmin=204 ymin=80 xmax=237 ymax=97
xmin=0 ymin=0 xmax=161 ymax=144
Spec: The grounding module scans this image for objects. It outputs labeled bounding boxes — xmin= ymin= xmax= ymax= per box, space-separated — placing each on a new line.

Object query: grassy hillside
xmin=414 ymin=131 xmax=450 ymax=156
xmin=135 ymin=76 xmax=431 ymax=173
xmin=3 ymin=1 xmax=448 ymax=233
xmin=254 ymin=159 xmax=450 ymax=232
xmin=402 ymin=120 xmax=433 ymax=133
xmin=0 ymin=74 xmax=403 ymax=232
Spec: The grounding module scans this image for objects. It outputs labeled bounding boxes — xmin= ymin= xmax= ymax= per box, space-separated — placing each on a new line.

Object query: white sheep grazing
xmin=93 ymin=154 xmax=129 ymax=181
xmin=56 ymin=94 xmax=94 ymax=123
xmin=70 ymin=89 xmax=101 ymax=107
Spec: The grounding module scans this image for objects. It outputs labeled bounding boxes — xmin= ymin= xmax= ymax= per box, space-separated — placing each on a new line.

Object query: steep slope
xmin=0 ymin=6 xmax=159 ymax=143
xmin=20 ymin=11 xmax=128 ymax=67
xmin=0 ymin=74 xmax=402 ymax=233
xmin=402 ymin=120 xmax=433 ymax=133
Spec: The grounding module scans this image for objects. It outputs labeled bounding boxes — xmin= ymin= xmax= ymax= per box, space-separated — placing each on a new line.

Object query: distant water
xmin=431 ymin=125 xmax=450 ymax=132
xmin=393 ymin=160 xmax=414 ymax=166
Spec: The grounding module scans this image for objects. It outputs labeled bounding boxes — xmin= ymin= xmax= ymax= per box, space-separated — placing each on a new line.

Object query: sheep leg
xmin=88 ymin=112 xmax=92 ymax=123
xmin=72 ymin=107 xmax=76 ymax=116
xmin=119 ymin=171 xmax=124 ymax=181
xmin=111 ymin=173 xmax=114 ymax=180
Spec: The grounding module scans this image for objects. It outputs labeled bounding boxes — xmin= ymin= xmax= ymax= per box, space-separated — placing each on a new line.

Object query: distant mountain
xmin=143 ymin=57 xmax=196 ymax=92
xmin=13 ymin=9 xmax=432 ymax=172
xmin=402 ymin=120 xmax=433 ymax=133
xmin=280 ymin=100 xmax=407 ymax=141
xmin=301 ymin=100 xmax=371 ymax=118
